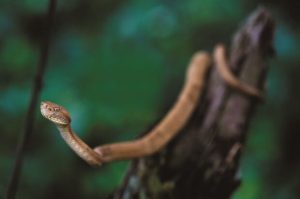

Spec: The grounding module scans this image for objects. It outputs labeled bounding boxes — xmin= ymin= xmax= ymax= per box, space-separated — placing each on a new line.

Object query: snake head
xmin=40 ymin=101 xmax=71 ymax=125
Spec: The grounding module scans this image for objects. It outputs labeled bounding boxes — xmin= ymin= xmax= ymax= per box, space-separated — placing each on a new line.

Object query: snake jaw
xmin=40 ymin=101 xmax=71 ymax=125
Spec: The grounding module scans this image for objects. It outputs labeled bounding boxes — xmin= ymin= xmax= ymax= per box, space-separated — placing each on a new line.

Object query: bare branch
xmin=5 ymin=1 xmax=57 ymax=199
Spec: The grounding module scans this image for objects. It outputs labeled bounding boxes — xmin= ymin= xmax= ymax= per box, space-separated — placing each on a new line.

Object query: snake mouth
xmin=40 ymin=101 xmax=48 ymax=119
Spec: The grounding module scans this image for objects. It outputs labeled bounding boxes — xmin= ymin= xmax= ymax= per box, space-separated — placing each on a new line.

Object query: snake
xmin=40 ymin=44 xmax=261 ymax=167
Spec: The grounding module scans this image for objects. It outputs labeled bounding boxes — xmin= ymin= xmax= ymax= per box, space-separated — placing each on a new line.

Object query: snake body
xmin=214 ymin=45 xmax=262 ymax=98
xmin=94 ymin=52 xmax=211 ymax=162
xmin=40 ymin=45 xmax=261 ymax=166
xmin=57 ymin=125 xmax=103 ymax=166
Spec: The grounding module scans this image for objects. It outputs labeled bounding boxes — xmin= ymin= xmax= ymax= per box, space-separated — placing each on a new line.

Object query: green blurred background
xmin=0 ymin=0 xmax=299 ymax=198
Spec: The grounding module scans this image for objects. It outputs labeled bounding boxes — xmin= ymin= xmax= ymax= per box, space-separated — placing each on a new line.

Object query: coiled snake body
xmin=41 ymin=45 xmax=261 ymax=167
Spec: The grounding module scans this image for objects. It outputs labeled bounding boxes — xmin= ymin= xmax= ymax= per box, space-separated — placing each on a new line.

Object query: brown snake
xmin=41 ymin=45 xmax=262 ymax=167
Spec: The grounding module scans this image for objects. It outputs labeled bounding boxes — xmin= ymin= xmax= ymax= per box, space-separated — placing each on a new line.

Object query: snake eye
xmin=48 ymin=108 xmax=53 ymax=111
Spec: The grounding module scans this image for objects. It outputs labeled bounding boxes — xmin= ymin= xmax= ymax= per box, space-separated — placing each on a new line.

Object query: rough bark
xmin=112 ymin=7 xmax=275 ymax=199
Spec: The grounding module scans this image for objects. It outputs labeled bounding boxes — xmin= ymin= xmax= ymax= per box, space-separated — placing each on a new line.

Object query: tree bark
xmin=112 ymin=7 xmax=275 ymax=199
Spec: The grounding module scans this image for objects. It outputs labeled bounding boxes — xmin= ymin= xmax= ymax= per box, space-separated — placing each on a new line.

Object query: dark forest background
xmin=0 ymin=0 xmax=299 ymax=198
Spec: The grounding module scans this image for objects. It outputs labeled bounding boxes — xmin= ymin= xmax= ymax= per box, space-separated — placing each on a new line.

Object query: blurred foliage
xmin=0 ymin=0 xmax=300 ymax=198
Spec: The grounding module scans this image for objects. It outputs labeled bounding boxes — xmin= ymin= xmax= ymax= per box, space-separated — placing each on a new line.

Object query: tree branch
xmin=112 ymin=7 xmax=275 ymax=199
xmin=5 ymin=1 xmax=57 ymax=198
